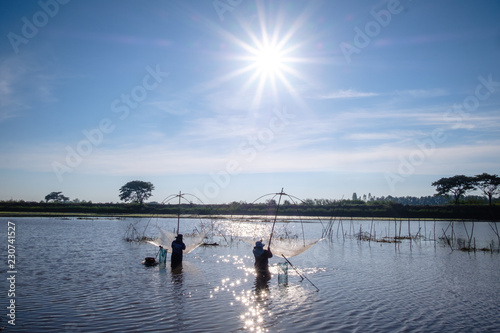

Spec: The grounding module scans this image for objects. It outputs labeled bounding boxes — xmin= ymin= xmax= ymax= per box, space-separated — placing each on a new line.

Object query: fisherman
xmin=171 ymin=234 xmax=186 ymax=269
xmin=253 ymin=241 xmax=273 ymax=280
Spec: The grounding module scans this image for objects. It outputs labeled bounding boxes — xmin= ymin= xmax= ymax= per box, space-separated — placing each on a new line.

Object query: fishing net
xmin=269 ymin=238 xmax=322 ymax=258
xmin=240 ymin=190 xmax=324 ymax=258
xmin=242 ymin=237 xmax=322 ymax=258
xmin=147 ymin=227 xmax=205 ymax=254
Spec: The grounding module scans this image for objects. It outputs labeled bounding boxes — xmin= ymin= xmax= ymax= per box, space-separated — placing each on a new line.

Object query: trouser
xmin=171 ymin=253 xmax=182 ymax=268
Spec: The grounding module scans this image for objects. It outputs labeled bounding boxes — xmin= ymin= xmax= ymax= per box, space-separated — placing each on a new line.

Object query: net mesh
xmin=243 ymin=237 xmax=322 ymax=258
xmin=147 ymin=227 xmax=205 ymax=254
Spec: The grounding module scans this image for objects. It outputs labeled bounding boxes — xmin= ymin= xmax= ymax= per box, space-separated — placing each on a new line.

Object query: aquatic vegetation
xmin=123 ymin=220 xmax=154 ymax=242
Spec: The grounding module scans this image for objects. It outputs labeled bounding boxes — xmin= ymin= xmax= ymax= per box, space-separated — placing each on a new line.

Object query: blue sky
xmin=0 ymin=0 xmax=499 ymax=204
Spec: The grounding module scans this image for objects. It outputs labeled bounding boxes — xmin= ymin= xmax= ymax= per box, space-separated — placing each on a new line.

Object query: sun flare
xmin=252 ymin=43 xmax=285 ymax=77
xmin=204 ymin=2 xmax=317 ymax=109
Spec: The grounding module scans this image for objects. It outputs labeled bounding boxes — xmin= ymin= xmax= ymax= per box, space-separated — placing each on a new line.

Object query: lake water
xmin=1 ymin=216 xmax=499 ymax=332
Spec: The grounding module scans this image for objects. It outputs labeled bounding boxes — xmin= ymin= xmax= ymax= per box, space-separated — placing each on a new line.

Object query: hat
xmin=176 ymin=234 xmax=183 ymax=240
xmin=255 ymin=241 xmax=264 ymax=248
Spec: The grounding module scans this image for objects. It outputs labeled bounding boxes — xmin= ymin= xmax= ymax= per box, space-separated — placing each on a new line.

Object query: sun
xmin=200 ymin=2 xmax=317 ymax=109
xmin=252 ymin=43 xmax=285 ymax=78
xmin=236 ymin=34 xmax=302 ymax=108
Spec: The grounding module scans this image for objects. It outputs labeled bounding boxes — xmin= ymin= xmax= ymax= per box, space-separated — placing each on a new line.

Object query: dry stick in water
xmin=451 ymin=222 xmax=455 ymax=246
xmin=470 ymin=222 xmax=475 ymax=250
xmin=399 ymin=219 xmax=402 ymax=239
xmin=327 ymin=219 xmax=336 ymax=240
xmin=463 ymin=221 xmax=470 ymax=249
xmin=441 ymin=228 xmax=454 ymax=251
xmin=418 ymin=219 xmax=422 ymax=245
xmin=488 ymin=222 xmax=500 ymax=247
xmin=394 ymin=218 xmax=397 ymax=240
xmin=433 ymin=219 xmax=436 ymax=241
xmin=337 ymin=219 xmax=345 ymax=241
xmin=442 ymin=221 xmax=452 ymax=246
xmin=423 ymin=219 xmax=427 ymax=241
xmin=369 ymin=218 xmax=374 ymax=245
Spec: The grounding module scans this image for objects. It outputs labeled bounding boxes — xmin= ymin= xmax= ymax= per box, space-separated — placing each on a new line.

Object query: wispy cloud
xmin=309 ymin=87 xmax=449 ymax=102
xmin=3 ymin=132 xmax=499 ymax=180
xmin=313 ymin=89 xmax=379 ymax=100
xmin=343 ymin=131 xmax=424 ymax=141
xmin=395 ymin=88 xmax=449 ymax=98
xmin=0 ymin=55 xmax=60 ymax=122
xmin=0 ymin=57 xmax=29 ymax=121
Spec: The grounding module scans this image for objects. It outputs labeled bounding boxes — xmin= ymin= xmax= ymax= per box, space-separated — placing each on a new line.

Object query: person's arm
xmin=267 ymin=248 xmax=273 ymax=258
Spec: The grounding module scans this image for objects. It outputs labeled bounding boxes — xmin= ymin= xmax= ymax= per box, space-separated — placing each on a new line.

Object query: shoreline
xmin=1 ymin=201 xmax=499 ymax=221
xmin=0 ymin=211 xmax=496 ymax=222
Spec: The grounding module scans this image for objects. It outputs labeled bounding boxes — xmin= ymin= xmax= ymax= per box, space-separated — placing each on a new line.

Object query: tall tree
xmin=119 ymin=180 xmax=155 ymax=204
xmin=45 ymin=191 xmax=69 ymax=202
xmin=474 ymin=173 xmax=500 ymax=205
xmin=432 ymin=175 xmax=475 ymax=204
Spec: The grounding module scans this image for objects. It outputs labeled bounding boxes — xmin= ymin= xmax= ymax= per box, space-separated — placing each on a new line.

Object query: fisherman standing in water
xmin=253 ymin=241 xmax=273 ymax=280
xmin=171 ymin=234 xmax=186 ymax=269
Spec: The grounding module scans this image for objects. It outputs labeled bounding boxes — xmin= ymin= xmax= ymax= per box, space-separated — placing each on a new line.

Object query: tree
xmin=45 ymin=191 xmax=69 ymax=203
xmin=473 ymin=173 xmax=500 ymax=205
xmin=119 ymin=180 xmax=155 ymax=204
xmin=352 ymin=192 xmax=358 ymax=201
xmin=432 ymin=175 xmax=475 ymax=204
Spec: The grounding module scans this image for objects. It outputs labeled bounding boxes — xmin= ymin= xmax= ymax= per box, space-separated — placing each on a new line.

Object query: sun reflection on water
xmin=237 ymin=279 xmax=272 ymax=333
xmin=207 ymin=249 xmax=322 ymax=331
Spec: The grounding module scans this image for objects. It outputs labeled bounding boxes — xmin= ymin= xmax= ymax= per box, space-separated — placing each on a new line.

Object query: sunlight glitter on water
xmin=209 ymin=219 xmax=269 ymax=238
xmin=205 ymin=252 xmax=278 ymax=332
xmin=237 ymin=287 xmax=271 ymax=333
xmin=6 ymin=218 xmax=500 ymax=332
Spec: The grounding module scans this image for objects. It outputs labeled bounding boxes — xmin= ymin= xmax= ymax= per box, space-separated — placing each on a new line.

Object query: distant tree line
xmin=1 ymin=200 xmax=499 ymax=220
xmin=348 ymin=173 xmax=500 ymax=206
xmin=3 ymin=174 xmax=498 ymax=220
xmin=432 ymin=173 xmax=500 ymax=205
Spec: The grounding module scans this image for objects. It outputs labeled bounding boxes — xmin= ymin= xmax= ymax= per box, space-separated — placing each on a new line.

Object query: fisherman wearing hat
xmin=171 ymin=234 xmax=186 ymax=269
xmin=253 ymin=240 xmax=273 ymax=280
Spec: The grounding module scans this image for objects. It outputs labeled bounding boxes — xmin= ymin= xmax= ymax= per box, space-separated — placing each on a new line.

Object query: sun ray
xmin=184 ymin=0 xmax=326 ymax=113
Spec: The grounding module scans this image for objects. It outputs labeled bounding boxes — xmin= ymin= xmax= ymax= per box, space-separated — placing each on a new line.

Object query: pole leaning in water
xmin=268 ymin=188 xmax=285 ymax=248
xmin=282 ymin=254 xmax=319 ymax=292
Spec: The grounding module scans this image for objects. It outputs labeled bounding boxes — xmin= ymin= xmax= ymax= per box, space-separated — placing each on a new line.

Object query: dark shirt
xmin=253 ymin=248 xmax=273 ymax=272
xmin=171 ymin=240 xmax=186 ymax=255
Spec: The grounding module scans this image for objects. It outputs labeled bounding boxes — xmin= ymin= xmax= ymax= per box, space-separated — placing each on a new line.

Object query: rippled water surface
xmin=1 ymin=217 xmax=499 ymax=332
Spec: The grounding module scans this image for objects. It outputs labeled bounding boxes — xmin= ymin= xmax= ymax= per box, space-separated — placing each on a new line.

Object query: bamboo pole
xmin=282 ymin=254 xmax=319 ymax=292
xmin=268 ymin=188 xmax=284 ymax=248
xmin=177 ymin=191 xmax=181 ymax=234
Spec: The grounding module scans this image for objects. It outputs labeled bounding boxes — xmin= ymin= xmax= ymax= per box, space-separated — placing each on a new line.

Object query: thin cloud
xmin=343 ymin=132 xmax=419 ymax=141
xmin=310 ymin=88 xmax=448 ymax=102
xmin=4 ymin=134 xmax=499 ymax=180
xmin=314 ymin=89 xmax=379 ymax=99
xmin=0 ymin=55 xmax=60 ymax=122
xmin=394 ymin=88 xmax=449 ymax=98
